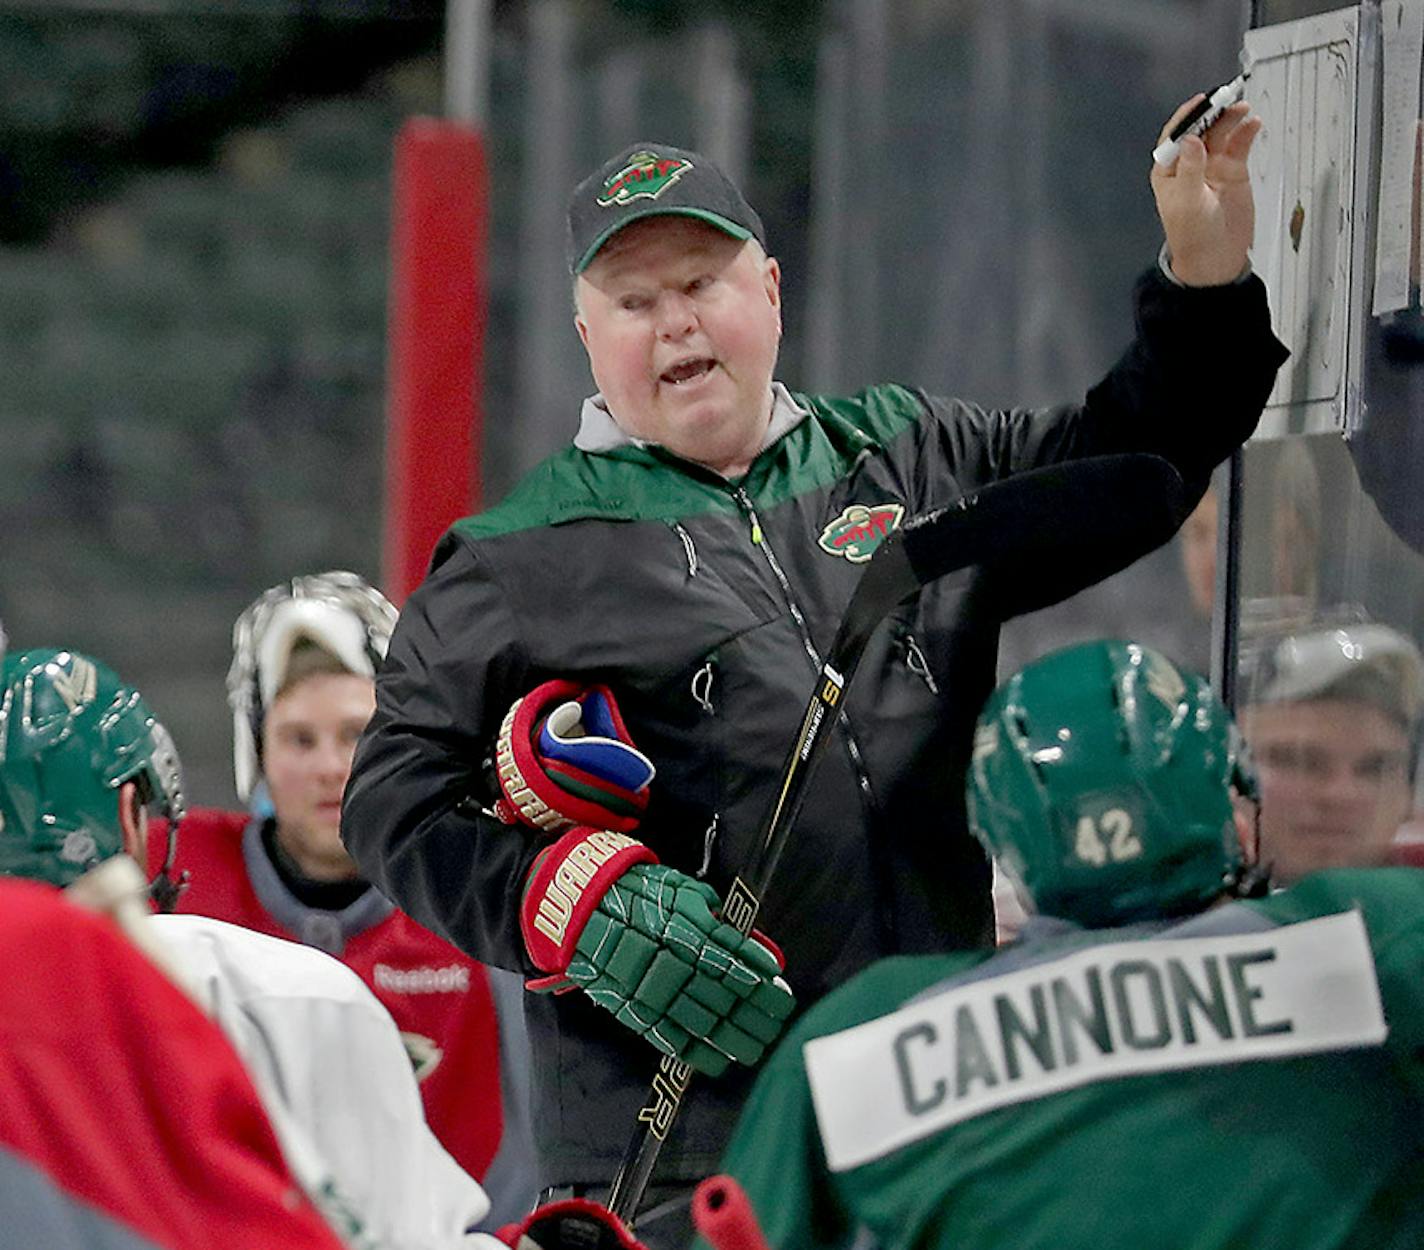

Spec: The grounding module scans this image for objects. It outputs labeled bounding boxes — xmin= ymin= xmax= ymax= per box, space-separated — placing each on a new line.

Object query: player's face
xmin=262 ymin=672 xmax=375 ymax=881
xmin=1244 ymin=698 xmax=1413 ymax=882
xmin=575 ymin=216 xmax=782 ymax=479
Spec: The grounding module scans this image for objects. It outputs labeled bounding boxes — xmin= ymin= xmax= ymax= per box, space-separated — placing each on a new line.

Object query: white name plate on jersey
xmin=805 ymin=911 xmax=1385 ymax=1173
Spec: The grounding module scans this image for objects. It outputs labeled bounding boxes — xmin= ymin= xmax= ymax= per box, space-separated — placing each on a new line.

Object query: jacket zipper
xmin=902 ymin=632 xmax=940 ymax=694
xmin=730 ymin=486 xmax=894 ymax=943
xmin=691 ymin=656 xmax=718 ymax=877
xmin=733 ymin=488 xmax=820 ymax=672
xmin=670 ymin=521 xmax=699 ymax=578
xmin=690 ymin=658 xmax=716 ymax=714
xmin=696 ymin=813 xmax=719 ymax=879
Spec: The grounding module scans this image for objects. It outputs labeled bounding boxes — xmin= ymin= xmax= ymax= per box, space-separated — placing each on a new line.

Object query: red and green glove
xmin=520 ymin=827 xmax=795 ymax=1078
xmin=495 ymin=680 xmax=656 ymax=834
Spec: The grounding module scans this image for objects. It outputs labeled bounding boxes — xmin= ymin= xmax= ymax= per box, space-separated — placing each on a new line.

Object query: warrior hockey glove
xmin=499 ymin=1198 xmax=647 ymax=1250
xmin=520 ymin=827 xmax=795 ymax=1078
xmin=495 ymin=681 xmax=656 ymax=834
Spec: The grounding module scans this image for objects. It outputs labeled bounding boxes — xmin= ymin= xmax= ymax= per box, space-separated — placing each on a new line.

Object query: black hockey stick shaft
xmin=737 ymin=451 xmax=1187 ymax=910
xmin=606 ymin=453 xmax=1187 ymax=1223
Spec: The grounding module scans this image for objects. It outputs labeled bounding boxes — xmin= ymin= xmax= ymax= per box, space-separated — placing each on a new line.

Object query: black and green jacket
xmin=344 ymin=265 xmax=1288 ymax=1186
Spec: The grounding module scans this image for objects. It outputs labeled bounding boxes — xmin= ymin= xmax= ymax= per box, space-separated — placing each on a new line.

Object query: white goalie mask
xmin=227 ymin=571 xmax=398 ymax=802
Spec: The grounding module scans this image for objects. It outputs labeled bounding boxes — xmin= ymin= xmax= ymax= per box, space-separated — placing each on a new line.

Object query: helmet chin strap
xmin=149 ymin=865 xmax=189 ymax=915
xmin=147 ymin=803 xmax=189 ymax=916
xmin=117 ymin=781 xmax=189 ymax=915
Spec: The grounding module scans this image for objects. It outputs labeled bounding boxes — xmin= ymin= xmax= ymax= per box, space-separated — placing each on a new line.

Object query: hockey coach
xmin=344 ymin=94 xmax=1288 ymax=1244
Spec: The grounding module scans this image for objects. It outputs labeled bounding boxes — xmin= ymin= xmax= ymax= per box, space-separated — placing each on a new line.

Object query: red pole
xmin=384 ymin=117 xmax=487 ymax=604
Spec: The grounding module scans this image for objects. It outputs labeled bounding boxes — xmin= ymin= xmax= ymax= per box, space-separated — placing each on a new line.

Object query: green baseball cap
xmin=567 ymin=142 xmax=766 ymax=274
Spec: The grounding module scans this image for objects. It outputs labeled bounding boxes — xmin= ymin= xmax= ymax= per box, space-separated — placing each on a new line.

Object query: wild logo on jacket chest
xmin=818 ymin=502 xmax=905 ymax=563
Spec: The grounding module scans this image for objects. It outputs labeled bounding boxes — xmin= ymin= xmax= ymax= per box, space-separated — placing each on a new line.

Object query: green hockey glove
xmin=520 ymin=827 xmax=794 ymax=1077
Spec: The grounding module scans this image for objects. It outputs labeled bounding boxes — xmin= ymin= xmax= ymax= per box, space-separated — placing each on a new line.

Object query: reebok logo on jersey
xmin=597 ymin=152 xmax=693 ymax=207
xmin=373 ymin=963 xmax=471 ymax=994
xmin=818 ymin=503 xmax=904 ymax=563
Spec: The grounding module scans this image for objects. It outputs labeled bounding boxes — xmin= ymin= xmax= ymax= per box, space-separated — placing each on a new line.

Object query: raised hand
xmin=1151 ymin=97 xmax=1264 ymax=287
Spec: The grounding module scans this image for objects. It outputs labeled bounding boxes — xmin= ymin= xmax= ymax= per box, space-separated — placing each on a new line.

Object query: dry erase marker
xmin=1152 ymin=62 xmax=1252 ymax=167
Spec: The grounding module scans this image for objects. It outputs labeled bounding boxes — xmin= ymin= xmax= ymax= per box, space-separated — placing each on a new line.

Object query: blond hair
xmin=275 ymin=637 xmax=354 ymax=702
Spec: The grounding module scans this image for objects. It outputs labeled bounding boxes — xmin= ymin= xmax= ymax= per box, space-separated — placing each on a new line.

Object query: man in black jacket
xmin=343 ymin=96 xmax=1288 ymax=1245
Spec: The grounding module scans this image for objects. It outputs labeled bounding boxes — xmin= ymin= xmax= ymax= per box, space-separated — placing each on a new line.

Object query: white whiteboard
xmin=1246 ymin=7 xmax=1359 ymax=439
xmin=1372 ymin=0 xmax=1424 ymax=315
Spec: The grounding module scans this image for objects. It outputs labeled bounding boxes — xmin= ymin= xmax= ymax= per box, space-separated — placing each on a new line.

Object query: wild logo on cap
xmin=596 ymin=151 xmax=693 ymax=208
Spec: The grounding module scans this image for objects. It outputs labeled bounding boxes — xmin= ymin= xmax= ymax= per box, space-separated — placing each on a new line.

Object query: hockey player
xmin=0 ymin=875 xmax=351 ymax=1250
xmin=152 ymin=572 xmax=538 ymax=1227
xmin=343 ymin=93 xmax=1288 ymax=1241
xmin=1240 ymin=618 xmax=1423 ymax=882
xmin=0 ymin=645 xmax=501 ymax=1248
xmin=706 ymin=639 xmax=1424 ymax=1250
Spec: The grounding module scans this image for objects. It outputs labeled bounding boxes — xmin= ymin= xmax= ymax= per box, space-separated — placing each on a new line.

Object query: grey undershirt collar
xmin=573 ymin=381 xmax=808 ymax=467
xmin=242 ymin=816 xmax=394 ymax=957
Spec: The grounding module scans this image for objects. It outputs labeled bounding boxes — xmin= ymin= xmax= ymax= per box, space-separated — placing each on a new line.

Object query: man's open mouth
xmin=660 ymin=358 xmax=716 ymax=385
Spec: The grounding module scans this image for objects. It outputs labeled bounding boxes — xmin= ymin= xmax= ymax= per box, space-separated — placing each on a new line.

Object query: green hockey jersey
xmin=709 ymin=869 xmax=1424 ymax=1250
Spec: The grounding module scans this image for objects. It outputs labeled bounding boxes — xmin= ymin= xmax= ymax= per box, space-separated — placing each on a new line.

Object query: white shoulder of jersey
xmin=149 ymin=913 xmax=494 ymax=1249
xmin=151 ymin=913 xmax=379 ymax=1010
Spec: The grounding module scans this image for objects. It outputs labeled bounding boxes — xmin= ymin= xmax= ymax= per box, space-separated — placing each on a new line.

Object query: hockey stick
xmin=606 ymin=452 xmax=1188 ymax=1223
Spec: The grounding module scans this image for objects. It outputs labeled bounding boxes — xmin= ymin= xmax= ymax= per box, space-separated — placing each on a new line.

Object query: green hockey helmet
xmin=968 ymin=639 xmax=1250 ymax=928
xmin=0 ymin=648 xmax=186 ymax=889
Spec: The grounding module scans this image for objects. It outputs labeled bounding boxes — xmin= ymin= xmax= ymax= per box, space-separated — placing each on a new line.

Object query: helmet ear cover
xmin=0 ymin=649 xmax=186 ymax=893
xmin=227 ymin=572 xmax=397 ymax=803
xmin=968 ymin=640 xmax=1244 ymax=929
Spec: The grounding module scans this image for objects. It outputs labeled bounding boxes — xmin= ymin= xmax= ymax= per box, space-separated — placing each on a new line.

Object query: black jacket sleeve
xmin=906 ymin=266 xmax=1288 ymax=614
xmin=919 ymin=265 xmax=1290 ymax=493
xmin=342 ymin=537 xmax=539 ymax=972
